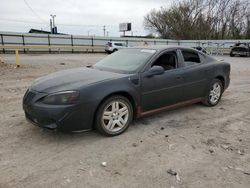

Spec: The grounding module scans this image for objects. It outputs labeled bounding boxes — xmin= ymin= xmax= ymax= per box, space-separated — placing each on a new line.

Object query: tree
xmin=144 ymin=0 xmax=250 ymax=39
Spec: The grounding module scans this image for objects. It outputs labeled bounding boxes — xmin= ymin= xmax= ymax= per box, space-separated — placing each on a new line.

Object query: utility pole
xmin=50 ymin=19 xmax=53 ymax=33
xmin=50 ymin=14 xmax=57 ymax=34
xmin=103 ymin=25 xmax=106 ymax=37
xmin=50 ymin=14 xmax=56 ymax=28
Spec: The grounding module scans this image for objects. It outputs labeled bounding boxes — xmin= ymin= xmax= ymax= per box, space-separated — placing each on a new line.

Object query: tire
xmin=112 ymin=49 xmax=118 ymax=53
xmin=95 ymin=95 xmax=133 ymax=136
xmin=230 ymin=52 xmax=234 ymax=57
xmin=203 ymin=79 xmax=223 ymax=107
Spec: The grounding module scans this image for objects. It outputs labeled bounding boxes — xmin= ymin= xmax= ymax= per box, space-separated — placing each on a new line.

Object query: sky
xmin=0 ymin=0 xmax=171 ymax=37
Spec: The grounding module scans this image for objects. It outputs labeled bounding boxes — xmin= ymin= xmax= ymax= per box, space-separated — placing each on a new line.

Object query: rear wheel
xmin=95 ymin=96 xmax=133 ymax=136
xmin=230 ymin=52 xmax=234 ymax=57
xmin=203 ymin=79 xmax=223 ymax=106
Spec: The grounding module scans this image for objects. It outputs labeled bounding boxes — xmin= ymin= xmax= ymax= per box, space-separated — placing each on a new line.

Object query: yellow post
xmin=0 ymin=56 xmax=4 ymax=64
xmin=15 ymin=49 xmax=20 ymax=67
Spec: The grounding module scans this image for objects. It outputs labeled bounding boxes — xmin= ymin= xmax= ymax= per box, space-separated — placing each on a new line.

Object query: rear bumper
xmin=224 ymin=70 xmax=230 ymax=91
xmin=105 ymin=49 xmax=113 ymax=53
xmin=225 ymin=76 xmax=230 ymax=91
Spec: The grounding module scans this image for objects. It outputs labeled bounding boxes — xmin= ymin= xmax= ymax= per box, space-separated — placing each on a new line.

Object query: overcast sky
xmin=0 ymin=0 xmax=171 ymax=36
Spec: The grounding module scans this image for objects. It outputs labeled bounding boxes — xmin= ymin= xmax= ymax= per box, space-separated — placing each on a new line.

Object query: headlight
xmin=42 ymin=91 xmax=80 ymax=105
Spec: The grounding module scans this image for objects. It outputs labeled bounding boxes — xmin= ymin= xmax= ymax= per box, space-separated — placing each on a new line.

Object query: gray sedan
xmin=23 ymin=46 xmax=230 ymax=136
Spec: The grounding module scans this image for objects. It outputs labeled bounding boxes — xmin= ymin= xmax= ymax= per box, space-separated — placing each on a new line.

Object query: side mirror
xmin=145 ymin=66 xmax=165 ymax=77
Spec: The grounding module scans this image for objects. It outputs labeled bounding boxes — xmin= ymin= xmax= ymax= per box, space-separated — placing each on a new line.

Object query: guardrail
xmin=0 ymin=33 xmax=248 ymax=67
xmin=0 ymin=44 xmax=233 ymax=68
xmin=1 ymin=32 xmax=249 ymax=54
xmin=0 ymin=45 xmax=104 ymax=67
xmin=0 ymin=44 xmax=103 ymax=50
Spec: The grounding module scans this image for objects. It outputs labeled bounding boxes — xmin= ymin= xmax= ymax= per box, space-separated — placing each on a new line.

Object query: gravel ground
xmin=0 ymin=53 xmax=250 ymax=188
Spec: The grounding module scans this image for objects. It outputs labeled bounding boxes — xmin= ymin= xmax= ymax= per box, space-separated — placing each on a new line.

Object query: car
xmin=23 ymin=46 xmax=230 ymax=136
xmin=105 ymin=41 xmax=128 ymax=53
xmin=230 ymin=42 xmax=250 ymax=57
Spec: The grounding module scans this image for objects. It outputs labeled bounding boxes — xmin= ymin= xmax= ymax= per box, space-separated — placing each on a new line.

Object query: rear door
xmin=177 ymin=49 xmax=210 ymax=101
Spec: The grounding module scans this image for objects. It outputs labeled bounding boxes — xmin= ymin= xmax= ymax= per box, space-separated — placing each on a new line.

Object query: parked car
xmin=230 ymin=43 xmax=250 ymax=57
xmin=23 ymin=46 xmax=230 ymax=136
xmin=105 ymin=41 xmax=128 ymax=53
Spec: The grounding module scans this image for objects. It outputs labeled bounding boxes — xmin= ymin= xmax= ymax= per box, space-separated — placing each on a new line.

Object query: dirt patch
xmin=0 ymin=54 xmax=250 ymax=188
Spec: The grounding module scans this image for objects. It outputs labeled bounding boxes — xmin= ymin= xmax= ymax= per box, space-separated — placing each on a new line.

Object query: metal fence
xmin=0 ymin=31 xmax=249 ymax=54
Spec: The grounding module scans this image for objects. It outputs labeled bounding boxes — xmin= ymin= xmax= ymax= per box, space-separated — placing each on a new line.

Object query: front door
xmin=140 ymin=51 xmax=184 ymax=112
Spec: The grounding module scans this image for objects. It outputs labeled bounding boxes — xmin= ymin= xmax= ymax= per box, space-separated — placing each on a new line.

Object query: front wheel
xmin=203 ymin=79 xmax=223 ymax=106
xmin=95 ymin=96 xmax=133 ymax=136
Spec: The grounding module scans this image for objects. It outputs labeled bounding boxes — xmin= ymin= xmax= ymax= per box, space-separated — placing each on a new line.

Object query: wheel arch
xmin=93 ymin=91 xmax=137 ymax=128
xmin=215 ymin=75 xmax=225 ymax=90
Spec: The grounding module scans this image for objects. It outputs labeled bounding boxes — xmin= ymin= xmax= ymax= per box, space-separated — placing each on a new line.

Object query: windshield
xmin=93 ymin=49 xmax=156 ymax=73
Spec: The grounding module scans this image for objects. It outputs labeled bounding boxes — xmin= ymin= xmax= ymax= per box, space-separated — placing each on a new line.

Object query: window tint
xmin=181 ymin=50 xmax=200 ymax=66
xmin=152 ymin=52 xmax=177 ymax=71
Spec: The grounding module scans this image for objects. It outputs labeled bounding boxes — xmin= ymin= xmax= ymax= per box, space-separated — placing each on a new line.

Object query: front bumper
xmin=23 ymin=89 xmax=94 ymax=132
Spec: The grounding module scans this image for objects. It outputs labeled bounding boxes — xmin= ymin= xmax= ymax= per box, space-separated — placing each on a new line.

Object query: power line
xmin=23 ymin=0 xmax=46 ymax=24
xmin=0 ymin=18 xmax=46 ymax=25
xmin=0 ymin=17 xmax=143 ymax=32
xmin=0 ymin=18 xmax=118 ymax=28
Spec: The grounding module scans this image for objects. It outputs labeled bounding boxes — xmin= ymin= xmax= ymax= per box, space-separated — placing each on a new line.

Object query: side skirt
xmin=136 ymin=97 xmax=204 ymax=118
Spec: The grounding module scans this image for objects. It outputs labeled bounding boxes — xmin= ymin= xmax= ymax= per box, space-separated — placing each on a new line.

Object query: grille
xmin=23 ymin=90 xmax=36 ymax=104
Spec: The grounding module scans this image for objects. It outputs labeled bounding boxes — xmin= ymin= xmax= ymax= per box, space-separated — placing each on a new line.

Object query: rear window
xmin=114 ymin=43 xmax=125 ymax=46
xmin=181 ymin=50 xmax=201 ymax=66
xmin=235 ymin=43 xmax=247 ymax=47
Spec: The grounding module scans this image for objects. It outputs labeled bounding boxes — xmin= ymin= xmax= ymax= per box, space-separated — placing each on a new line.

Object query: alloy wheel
xmin=209 ymin=82 xmax=222 ymax=105
xmin=102 ymin=101 xmax=129 ymax=132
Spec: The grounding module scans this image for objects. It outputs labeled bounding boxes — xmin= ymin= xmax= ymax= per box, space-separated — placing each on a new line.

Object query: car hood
xmin=31 ymin=67 xmax=126 ymax=93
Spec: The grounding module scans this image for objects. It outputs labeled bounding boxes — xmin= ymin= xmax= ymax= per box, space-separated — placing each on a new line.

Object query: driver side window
xmin=152 ymin=52 xmax=177 ymax=71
